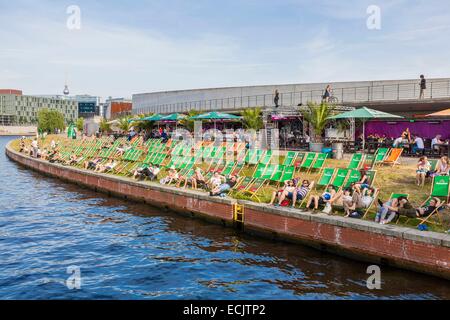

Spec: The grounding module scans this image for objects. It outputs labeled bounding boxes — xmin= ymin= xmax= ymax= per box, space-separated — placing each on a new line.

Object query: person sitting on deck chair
xmin=178 ymin=168 xmax=206 ymax=189
xmin=84 ymin=157 xmax=102 ymax=170
xmin=160 ymin=166 xmax=179 ymax=185
xmin=431 ymin=156 xmax=450 ymax=177
xmin=306 ymin=185 xmax=337 ymax=213
xmin=48 ymin=149 xmax=62 ymax=163
xmin=292 ymin=180 xmax=314 ymax=207
xmin=95 ymin=160 xmax=118 ymax=173
xmin=344 ymin=185 xmax=375 ymax=218
xmin=65 ymin=153 xmax=82 ymax=166
xmin=208 ymin=171 xmax=223 ymax=190
xmin=134 ymin=164 xmax=160 ymax=181
xmin=269 ymin=180 xmax=295 ymax=206
xmin=386 ymin=197 xmax=442 ymax=220
xmin=375 ymin=196 xmax=408 ymax=224
xmin=331 ymin=187 xmax=354 ymax=216
xmin=210 ymin=175 xmax=238 ymax=197
xmin=355 ymin=170 xmax=371 ymax=190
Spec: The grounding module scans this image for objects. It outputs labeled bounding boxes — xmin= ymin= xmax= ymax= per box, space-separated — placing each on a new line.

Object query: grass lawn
xmin=10 ymin=136 xmax=449 ymax=233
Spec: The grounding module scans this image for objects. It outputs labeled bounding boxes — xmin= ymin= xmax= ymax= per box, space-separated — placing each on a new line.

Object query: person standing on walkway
xmin=31 ymin=138 xmax=39 ymax=158
xmin=419 ymin=75 xmax=426 ymax=99
xmin=274 ymin=90 xmax=280 ymax=108
xmin=322 ymin=85 xmax=332 ymax=103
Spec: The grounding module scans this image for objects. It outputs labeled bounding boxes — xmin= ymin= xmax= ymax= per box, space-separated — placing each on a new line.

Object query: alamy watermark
xmin=66 ymin=266 xmax=82 ymax=290
xmin=366 ymin=265 xmax=382 ymax=290
xmin=66 ymin=5 xmax=82 ymax=30
xmin=367 ymin=5 xmax=381 ymax=30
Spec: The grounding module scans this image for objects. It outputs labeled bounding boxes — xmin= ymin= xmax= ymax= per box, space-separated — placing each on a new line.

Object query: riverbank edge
xmin=5 ymin=142 xmax=450 ymax=280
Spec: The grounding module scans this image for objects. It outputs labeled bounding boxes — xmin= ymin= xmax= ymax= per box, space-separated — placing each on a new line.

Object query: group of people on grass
xmin=132 ymin=164 xmax=238 ymax=198
xmin=416 ymin=156 xmax=450 ymax=186
xmin=376 ymin=196 xmax=445 ymax=225
xmin=18 ymin=137 xmax=450 ymax=228
xmin=268 ymin=170 xmax=376 ymax=219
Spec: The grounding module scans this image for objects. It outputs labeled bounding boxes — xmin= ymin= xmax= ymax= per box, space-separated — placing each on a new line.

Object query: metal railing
xmin=132 ymin=79 xmax=450 ymax=115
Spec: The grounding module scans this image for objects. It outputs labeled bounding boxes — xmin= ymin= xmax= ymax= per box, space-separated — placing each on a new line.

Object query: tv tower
xmin=63 ymin=72 xmax=70 ymax=96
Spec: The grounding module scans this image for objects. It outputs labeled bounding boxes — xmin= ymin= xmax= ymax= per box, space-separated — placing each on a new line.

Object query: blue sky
xmin=1 ymin=0 xmax=450 ymax=99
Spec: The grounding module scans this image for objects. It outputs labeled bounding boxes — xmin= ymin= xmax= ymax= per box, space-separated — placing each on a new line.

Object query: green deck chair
xmin=345 ymin=170 xmax=362 ymax=188
xmin=293 ymin=153 xmax=305 ymax=168
xmin=373 ymin=148 xmax=389 ymax=166
xmin=311 ymin=153 xmax=327 ymax=172
xmin=416 ymin=175 xmax=450 ymax=226
xmin=348 ymin=153 xmax=363 ymax=169
xmin=261 ymin=164 xmax=276 ymax=180
xmin=300 ymin=153 xmax=317 ymax=171
xmin=221 ymin=162 xmax=236 ymax=176
xmin=283 ymin=151 xmax=298 ymax=166
xmin=316 ymin=168 xmax=336 ymax=190
xmin=331 ymin=168 xmax=350 ymax=190
xmin=270 ymin=165 xmax=285 ymax=183
xmin=260 ymin=151 xmax=273 ymax=165
xmin=253 ymin=163 xmax=267 ymax=179
xmin=231 ymin=162 xmax=244 ymax=176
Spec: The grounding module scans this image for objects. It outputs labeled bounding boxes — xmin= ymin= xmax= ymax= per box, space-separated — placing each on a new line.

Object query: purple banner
xmin=356 ymin=120 xmax=450 ymax=139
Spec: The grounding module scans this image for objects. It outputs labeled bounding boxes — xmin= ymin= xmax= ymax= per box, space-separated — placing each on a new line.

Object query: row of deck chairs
xmin=346 ymin=148 xmax=404 ymax=170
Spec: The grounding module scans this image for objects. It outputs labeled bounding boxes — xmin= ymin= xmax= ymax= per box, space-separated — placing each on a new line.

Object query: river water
xmin=0 ymin=136 xmax=449 ymax=300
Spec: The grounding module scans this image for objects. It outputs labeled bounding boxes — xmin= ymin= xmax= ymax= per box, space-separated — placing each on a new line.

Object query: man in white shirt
xmin=412 ymin=135 xmax=425 ymax=154
xmin=393 ymin=137 xmax=403 ymax=148
xmin=431 ymin=135 xmax=443 ymax=150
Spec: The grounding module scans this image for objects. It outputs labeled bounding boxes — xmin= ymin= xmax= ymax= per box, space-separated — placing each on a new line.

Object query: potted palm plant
xmin=301 ymin=102 xmax=332 ymax=152
xmin=241 ymin=107 xmax=264 ymax=130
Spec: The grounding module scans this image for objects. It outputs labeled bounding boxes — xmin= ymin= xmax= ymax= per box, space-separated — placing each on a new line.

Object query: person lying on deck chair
xmin=306 ymin=185 xmax=337 ymax=213
xmin=332 ymin=187 xmax=354 ymax=216
xmin=208 ymin=171 xmax=223 ymax=190
xmin=375 ymin=196 xmax=408 ymax=224
xmin=210 ymin=175 xmax=237 ymax=197
xmin=48 ymin=149 xmax=62 ymax=163
xmin=292 ymin=180 xmax=314 ymax=207
xmin=160 ymin=166 xmax=179 ymax=185
xmin=269 ymin=180 xmax=295 ymax=206
xmin=388 ymin=197 xmax=442 ymax=219
xmin=95 ymin=160 xmax=118 ymax=173
xmin=84 ymin=157 xmax=102 ymax=170
xmin=133 ymin=164 xmax=160 ymax=181
xmin=355 ymin=170 xmax=371 ymax=190
xmin=342 ymin=185 xmax=375 ymax=218
xmin=178 ymin=168 xmax=206 ymax=189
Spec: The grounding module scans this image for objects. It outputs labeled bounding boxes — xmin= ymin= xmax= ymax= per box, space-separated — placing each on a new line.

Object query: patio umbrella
xmin=425 ymin=108 xmax=450 ymax=117
xmin=159 ymin=113 xmax=187 ymax=130
xmin=190 ymin=111 xmax=241 ymax=130
xmin=328 ymin=107 xmax=403 ymax=152
xmin=141 ymin=114 xmax=163 ymax=121
xmin=160 ymin=113 xmax=187 ymax=121
xmin=190 ymin=111 xmax=241 ymax=120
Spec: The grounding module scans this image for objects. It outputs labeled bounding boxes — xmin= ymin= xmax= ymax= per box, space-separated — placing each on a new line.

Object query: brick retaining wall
xmin=5 ymin=143 xmax=450 ymax=280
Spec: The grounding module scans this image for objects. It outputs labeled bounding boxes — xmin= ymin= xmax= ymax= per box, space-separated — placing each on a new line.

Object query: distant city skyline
xmin=1 ymin=0 xmax=450 ymax=99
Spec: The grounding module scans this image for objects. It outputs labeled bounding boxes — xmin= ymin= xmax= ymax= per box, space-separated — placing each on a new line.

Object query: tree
xmin=37 ymin=108 xmax=65 ymax=133
xmin=99 ymin=118 xmax=111 ymax=134
xmin=76 ymin=117 xmax=84 ymax=132
xmin=241 ymin=107 xmax=264 ymax=131
xmin=132 ymin=113 xmax=156 ymax=131
xmin=118 ymin=116 xmax=131 ymax=132
xmin=300 ymin=102 xmax=332 ymax=143
xmin=180 ymin=110 xmax=201 ymax=131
